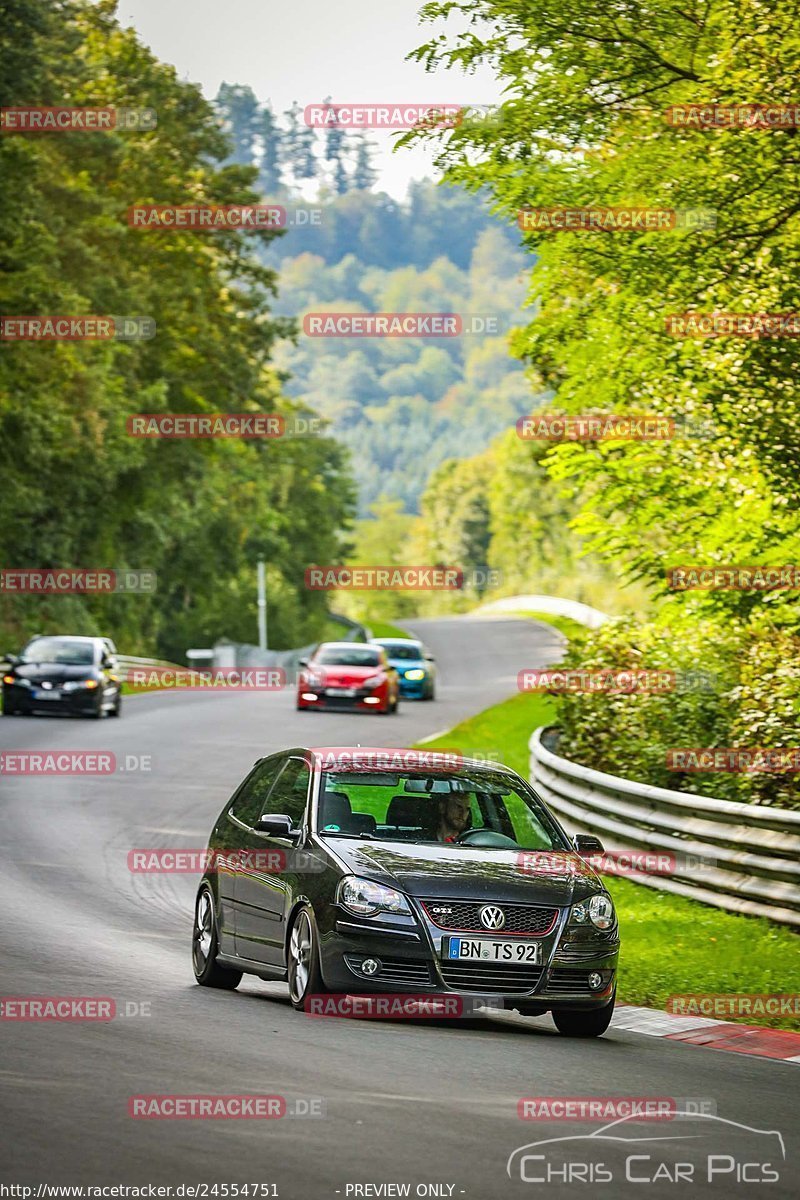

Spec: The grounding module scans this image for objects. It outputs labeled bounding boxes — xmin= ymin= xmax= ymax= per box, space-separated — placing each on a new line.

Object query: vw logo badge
xmin=479 ymin=905 xmax=505 ymax=930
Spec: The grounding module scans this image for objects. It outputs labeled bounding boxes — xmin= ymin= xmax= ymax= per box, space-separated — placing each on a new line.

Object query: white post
xmin=257 ymin=559 xmax=267 ymax=650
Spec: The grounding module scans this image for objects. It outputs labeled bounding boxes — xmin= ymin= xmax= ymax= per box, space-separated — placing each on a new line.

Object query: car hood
xmin=14 ymin=663 xmax=98 ymax=682
xmin=322 ymin=838 xmax=603 ymax=905
xmin=388 ymin=658 xmax=425 ymax=670
xmin=310 ymin=665 xmax=381 ymax=685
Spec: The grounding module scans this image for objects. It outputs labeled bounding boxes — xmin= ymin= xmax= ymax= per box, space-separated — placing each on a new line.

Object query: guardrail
xmin=529 ymin=726 xmax=800 ymax=928
xmin=116 ymin=654 xmax=180 ymax=682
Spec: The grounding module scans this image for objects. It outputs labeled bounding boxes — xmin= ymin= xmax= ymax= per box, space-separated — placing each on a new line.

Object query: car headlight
xmin=589 ymin=893 xmax=616 ymax=930
xmin=405 ymin=669 xmax=425 ymax=680
xmin=570 ymin=894 xmax=615 ymax=930
xmin=337 ymin=875 xmax=411 ymax=917
xmin=4 ymin=675 xmax=30 ymax=687
xmin=362 ymin=674 xmax=383 ymax=689
xmin=62 ymin=680 xmax=99 ymax=693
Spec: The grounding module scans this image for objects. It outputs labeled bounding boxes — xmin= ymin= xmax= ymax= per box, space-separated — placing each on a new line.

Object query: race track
xmin=0 ymin=616 xmax=796 ymax=1197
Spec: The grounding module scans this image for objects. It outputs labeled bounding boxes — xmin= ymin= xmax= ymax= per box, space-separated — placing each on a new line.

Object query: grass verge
xmin=367 ymin=620 xmax=415 ymax=639
xmin=415 ymin=689 xmax=800 ymax=1030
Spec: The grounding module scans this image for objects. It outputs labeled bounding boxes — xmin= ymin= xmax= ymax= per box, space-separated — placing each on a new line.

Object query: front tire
xmin=287 ymin=906 xmax=323 ymax=1010
xmin=110 ymin=693 xmax=122 ymax=717
xmin=552 ymin=993 xmax=615 ymax=1038
xmin=192 ymin=884 xmax=242 ymax=990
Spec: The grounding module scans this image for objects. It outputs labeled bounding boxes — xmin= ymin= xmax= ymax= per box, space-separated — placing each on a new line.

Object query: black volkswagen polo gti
xmin=192 ymin=747 xmax=620 ymax=1036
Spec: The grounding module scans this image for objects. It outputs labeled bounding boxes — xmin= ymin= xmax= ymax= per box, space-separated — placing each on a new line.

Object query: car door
xmin=217 ymin=756 xmax=286 ymax=957
xmin=234 ymin=755 xmax=312 ymax=966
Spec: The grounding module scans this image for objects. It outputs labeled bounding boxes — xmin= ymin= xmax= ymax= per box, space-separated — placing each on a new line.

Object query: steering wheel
xmin=454 ymin=828 xmax=519 ymax=849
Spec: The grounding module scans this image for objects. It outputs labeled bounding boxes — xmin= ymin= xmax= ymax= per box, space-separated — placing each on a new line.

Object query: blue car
xmin=370 ymin=638 xmax=436 ymax=700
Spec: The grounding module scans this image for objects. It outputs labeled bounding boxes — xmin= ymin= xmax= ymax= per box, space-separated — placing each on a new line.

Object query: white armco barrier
xmin=529 ymin=726 xmax=800 ymax=928
xmin=473 ymin=595 xmax=610 ymax=629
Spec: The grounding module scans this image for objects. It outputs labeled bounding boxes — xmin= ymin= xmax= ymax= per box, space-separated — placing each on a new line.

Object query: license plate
xmin=33 ymin=689 xmax=60 ymax=700
xmin=326 ymin=687 xmax=355 ymax=697
xmin=444 ymin=937 xmax=542 ymax=964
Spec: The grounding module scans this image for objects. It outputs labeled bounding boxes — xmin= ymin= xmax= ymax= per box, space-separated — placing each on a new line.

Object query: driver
xmin=437 ymin=794 xmax=472 ymax=843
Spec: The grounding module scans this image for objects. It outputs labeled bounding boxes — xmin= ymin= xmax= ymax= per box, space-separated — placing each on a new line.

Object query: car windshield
xmin=378 ymin=643 xmax=422 ymax=661
xmin=315 ymin=648 xmax=380 ymax=667
xmin=317 ymin=770 xmax=569 ymax=850
xmin=21 ymin=638 xmax=95 ymax=666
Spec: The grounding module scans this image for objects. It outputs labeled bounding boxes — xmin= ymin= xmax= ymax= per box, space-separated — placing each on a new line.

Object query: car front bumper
xmin=318 ymin=910 xmax=619 ymax=1011
xmin=3 ymin=685 xmax=101 ymax=715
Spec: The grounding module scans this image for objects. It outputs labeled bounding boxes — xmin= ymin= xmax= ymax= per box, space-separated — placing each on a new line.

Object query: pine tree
xmin=215 ymin=83 xmax=259 ymax=165
xmin=352 ymin=132 xmax=378 ymax=191
xmin=258 ymin=102 xmax=283 ymax=194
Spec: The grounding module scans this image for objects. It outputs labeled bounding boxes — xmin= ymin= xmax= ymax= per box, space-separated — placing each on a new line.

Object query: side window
xmin=230 ymin=759 xmax=284 ymax=828
xmin=263 ymin=758 xmax=311 ymax=827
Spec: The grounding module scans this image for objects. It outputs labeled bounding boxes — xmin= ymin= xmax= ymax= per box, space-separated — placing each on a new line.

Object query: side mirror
xmin=254 ymin=813 xmax=298 ymax=839
xmin=5 ymin=653 xmax=19 ymax=664
xmin=298 ymin=657 xmax=309 ymax=668
xmin=573 ymin=834 xmax=604 ymax=855
xmin=425 ymin=655 xmax=436 ymax=663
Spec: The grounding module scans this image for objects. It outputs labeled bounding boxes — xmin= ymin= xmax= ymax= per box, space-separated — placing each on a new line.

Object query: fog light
xmin=361 ymin=958 xmax=380 ymax=976
xmin=363 ymin=696 xmax=380 ymax=704
xmin=588 ymin=972 xmax=604 ymax=990
xmin=301 ymin=692 xmax=318 ymax=701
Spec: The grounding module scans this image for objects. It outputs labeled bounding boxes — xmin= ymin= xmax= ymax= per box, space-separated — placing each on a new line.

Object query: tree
xmin=0 ymin=0 xmax=355 ymax=657
xmin=215 ymin=82 xmax=260 ymax=165
xmin=322 ymin=97 xmax=350 ymax=195
xmin=257 ymin=101 xmax=283 ymax=194
xmin=352 ymin=132 xmax=378 ymax=191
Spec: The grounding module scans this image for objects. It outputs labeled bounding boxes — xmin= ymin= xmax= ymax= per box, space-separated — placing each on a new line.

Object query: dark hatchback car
xmin=192 ymin=747 xmax=620 ymax=1036
xmin=2 ymin=635 xmax=122 ymax=718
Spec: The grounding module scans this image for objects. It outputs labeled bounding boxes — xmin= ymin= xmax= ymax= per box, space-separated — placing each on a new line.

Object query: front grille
xmin=439 ymin=960 xmax=545 ymax=994
xmin=422 ymin=900 xmax=558 ymax=936
xmin=546 ymin=968 xmax=594 ymax=994
xmin=319 ymin=694 xmax=364 ymax=708
xmin=344 ymin=955 xmax=433 ymax=986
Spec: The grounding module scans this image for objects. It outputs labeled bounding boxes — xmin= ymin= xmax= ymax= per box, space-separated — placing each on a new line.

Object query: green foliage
xmin=0 ymin=0 xmax=354 ymax=659
xmin=555 ymin=612 xmax=800 ymax=808
xmin=272 ymin=224 xmax=534 ymax=513
xmin=404 ymin=0 xmax=800 ymax=613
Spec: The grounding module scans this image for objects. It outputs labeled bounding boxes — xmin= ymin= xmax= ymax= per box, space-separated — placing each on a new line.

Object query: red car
xmin=296 ymin=642 xmax=399 ymax=714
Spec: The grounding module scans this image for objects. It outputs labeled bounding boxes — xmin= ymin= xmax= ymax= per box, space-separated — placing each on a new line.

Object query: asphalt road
xmin=0 ymin=616 xmax=796 ymax=1198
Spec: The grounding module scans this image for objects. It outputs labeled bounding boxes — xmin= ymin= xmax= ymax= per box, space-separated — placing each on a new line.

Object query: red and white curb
xmin=612 ymin=1003 xmax=800 ymax=1064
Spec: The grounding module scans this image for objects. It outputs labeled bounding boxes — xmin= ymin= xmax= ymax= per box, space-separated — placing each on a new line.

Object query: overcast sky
xmin=118 ymin=0 xmax=502 ymax=199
